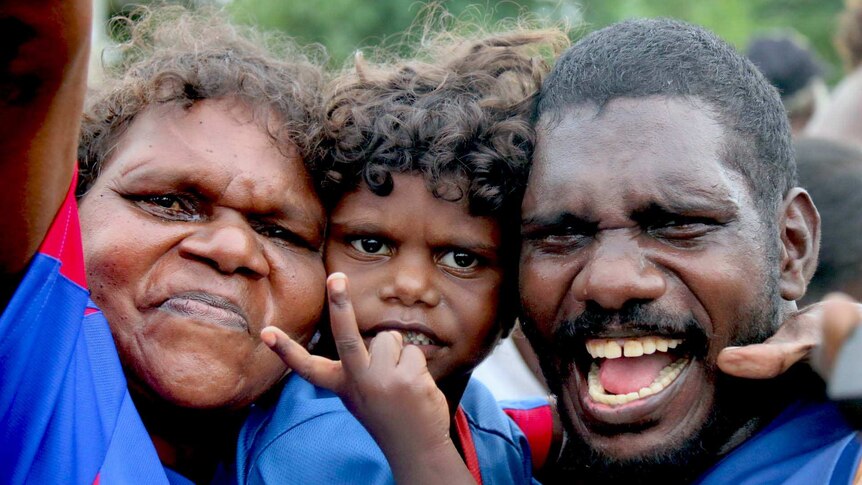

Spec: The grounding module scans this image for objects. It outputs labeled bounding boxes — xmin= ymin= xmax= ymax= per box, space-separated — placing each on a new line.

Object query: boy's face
xmin=325 ymin=173 xmax=505 ymax=382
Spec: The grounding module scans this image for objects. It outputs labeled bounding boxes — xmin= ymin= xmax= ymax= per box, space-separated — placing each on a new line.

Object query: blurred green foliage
xmin=109 ymin=0 xmax=849 ymax=81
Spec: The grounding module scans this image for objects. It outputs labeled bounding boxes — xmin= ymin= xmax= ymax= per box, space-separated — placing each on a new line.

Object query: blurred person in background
xmin=807 ymin=0 xmax=862 ymax=147
xmin=746 ymin=33 xmax=828 ymax=137
xmin=796 ymin=137 xmax=862 ymax=304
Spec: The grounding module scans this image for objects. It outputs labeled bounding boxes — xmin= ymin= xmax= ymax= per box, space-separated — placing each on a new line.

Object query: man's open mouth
xmin=582 ymin=336 xmax=691 ymax=407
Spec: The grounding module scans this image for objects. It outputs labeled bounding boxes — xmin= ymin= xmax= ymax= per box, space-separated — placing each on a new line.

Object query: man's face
xmin=520 ymin=97 xmax=781 ymax=474
xmin=80 ymin=100 xmax=327 ymax=411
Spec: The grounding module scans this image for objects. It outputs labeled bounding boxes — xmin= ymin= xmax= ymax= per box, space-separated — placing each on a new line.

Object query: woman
xmin=1 ymin=3 xmax=331 ymax=483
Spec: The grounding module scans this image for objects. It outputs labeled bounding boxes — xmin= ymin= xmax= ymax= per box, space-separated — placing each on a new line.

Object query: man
xmin=520 ymin=18 xmax=861 ymax=484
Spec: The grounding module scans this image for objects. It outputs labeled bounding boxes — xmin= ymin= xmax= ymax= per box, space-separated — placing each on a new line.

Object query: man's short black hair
xmin=536 ymin=18 xmax=795 ymax=213
xmin=796 ymin=137 xmax=862 ymax=304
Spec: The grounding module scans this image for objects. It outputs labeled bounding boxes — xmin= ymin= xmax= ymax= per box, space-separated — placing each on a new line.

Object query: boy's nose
xmin=378 ymin=254 xmax=441 ymax=307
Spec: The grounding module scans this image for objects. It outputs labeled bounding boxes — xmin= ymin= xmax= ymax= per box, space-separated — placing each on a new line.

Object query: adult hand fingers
xmin=327 ymin=273 xmax=370 ymax=373
xmin=718 ymin=303 xmax=821 ymax=379
xmin=718 ymin=342 xmax=808 ymax=379
xmin=261 ymin=326 xmax=345 ymax=391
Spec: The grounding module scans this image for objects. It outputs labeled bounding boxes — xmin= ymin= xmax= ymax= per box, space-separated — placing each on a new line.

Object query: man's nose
xmin=178 ymin=212 xmax=270 ymax=278
xmin=378 ymin=254 xmax=441 ymax=307
xmin=571 ymin=232 xmax=665 ymax=310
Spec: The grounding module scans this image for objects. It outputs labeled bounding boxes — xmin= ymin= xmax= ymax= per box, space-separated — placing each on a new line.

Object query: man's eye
xmin=648 ymin=218 xmax=714 ymax=239
xmin=439 ymin=251 xmax=478 ymax=269
xmin=350 ymin=238 xmax=390 ymax=255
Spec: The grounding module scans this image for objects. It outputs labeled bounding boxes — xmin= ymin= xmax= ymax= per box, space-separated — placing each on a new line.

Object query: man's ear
xmin=778 ymin=188 xmax=821 ymax=301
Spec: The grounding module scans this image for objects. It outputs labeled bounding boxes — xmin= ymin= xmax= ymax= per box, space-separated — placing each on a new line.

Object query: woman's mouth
xmin=158 ymin=291 xmax=249 ymax=332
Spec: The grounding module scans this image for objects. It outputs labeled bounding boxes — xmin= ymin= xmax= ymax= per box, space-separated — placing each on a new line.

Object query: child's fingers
xmin=327 ymin=273 xmax=370 ymax=373
xmin=261 ymin=326 xmax=345 ymax=391
xmin=367 ymin=331 xmax=404 ymax=373
xmin=398 ymin=344 xmax=429 ymax=375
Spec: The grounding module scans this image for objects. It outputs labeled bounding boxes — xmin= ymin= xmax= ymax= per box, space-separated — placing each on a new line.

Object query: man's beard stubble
xmin=520 ymin=271 xmax=793 ymax=484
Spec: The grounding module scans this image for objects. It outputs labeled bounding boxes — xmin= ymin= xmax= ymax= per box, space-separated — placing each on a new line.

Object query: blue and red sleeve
xmin=500 ymin=398 xmax=555 ymax=471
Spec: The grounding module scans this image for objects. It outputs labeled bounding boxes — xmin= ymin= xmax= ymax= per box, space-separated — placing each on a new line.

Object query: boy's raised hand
xmin=261 ymin=273 xmax=476 ymax=484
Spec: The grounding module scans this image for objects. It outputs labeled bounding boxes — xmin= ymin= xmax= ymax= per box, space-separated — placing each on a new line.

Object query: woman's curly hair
xmin=321 ymin=25 xmax=569 ymax=217
xmin=321 ymin=23 xmax=568 ymax=334
xmin=77 ymin=5 xmax=327 ymax=197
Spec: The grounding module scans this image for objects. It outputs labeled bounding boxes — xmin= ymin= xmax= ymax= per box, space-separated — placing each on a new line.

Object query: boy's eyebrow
xmin=442 ymin=237 xmax=499 ymax=254
xmin=328 ymin=219 xmax=388 ymax=235
xmin=330 ymin=218 xmax=499 ymax=253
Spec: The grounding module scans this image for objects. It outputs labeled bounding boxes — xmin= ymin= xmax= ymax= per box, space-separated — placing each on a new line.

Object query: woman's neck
xmin=131 ymin=390 xmax=247 ymax=483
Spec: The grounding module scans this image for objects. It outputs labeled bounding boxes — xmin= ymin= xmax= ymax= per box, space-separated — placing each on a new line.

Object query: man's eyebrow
xmin=655 ymin=179 xmax=741 ymax=213
xmin=655 ymin=195 xmax=740 ymax=216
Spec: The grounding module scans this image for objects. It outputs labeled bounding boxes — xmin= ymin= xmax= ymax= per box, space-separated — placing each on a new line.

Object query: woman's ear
xmin=778 ymin=188 xmax=821 ymax=301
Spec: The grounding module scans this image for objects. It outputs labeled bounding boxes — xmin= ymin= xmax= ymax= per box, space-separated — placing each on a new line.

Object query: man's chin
xmin=550 ymin=362 xmax=786 ymax=485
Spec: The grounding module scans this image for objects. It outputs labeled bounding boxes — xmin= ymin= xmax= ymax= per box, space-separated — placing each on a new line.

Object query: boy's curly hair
xmin=322 ymin=23 xmax=568 ymax=334
xmin=77 ymin=5 xmax=327 ymax=197
xmin=322 ymin=25 xmax=568 ymax=216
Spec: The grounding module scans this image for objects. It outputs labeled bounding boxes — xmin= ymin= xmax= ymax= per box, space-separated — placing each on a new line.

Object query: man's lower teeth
xmin=587 ymin=358 xmax=689 ymax=406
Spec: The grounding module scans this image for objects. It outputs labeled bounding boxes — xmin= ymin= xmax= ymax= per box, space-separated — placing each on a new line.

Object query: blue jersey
xmin=237 ymin=374 xmax=538 ymax=485
xmin=696 ymin=400 xmax=861 ymax=484
xmin=0 ymin=180 xmax=169 ymax=484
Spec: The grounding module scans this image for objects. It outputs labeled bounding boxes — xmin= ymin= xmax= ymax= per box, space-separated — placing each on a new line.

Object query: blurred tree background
xmin=103 ymin=0 xmax=848 ymax=81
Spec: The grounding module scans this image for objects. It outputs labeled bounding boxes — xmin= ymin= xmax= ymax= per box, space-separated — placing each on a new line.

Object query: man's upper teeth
xmin=401 ymin=331 xmax=432 ymax=346
xmin=585 ymin=336 xmax=683 ymax=359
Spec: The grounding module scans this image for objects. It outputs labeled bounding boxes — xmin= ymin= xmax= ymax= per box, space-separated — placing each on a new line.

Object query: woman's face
xmin=79 ymin=99 xmax=326 ymax=410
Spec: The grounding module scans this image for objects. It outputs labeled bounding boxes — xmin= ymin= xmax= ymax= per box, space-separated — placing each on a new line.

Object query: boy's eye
xmin=439 ymin=250 xmax=478 ymax=269
xmin=350 ymin=238 xmax=391 ymax=255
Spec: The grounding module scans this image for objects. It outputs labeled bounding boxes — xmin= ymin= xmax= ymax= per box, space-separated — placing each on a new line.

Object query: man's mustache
xmin=551 ymin=302 xmax=711 ymax=363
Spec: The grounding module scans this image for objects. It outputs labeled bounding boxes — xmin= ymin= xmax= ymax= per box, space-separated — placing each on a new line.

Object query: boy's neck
xmin=439 ymin=371 xmax=473 ymax=459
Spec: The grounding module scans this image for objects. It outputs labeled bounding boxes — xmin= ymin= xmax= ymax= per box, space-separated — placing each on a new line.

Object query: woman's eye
xmin=136 ymin=194 xmax=202 ymax=221
xmin=439 ymin=250 xmax=478 ymax=269
xmin=150 ymin=196 xmax=183 ymax=211
xmin=350 ymin=238 xmax=390 ymax=255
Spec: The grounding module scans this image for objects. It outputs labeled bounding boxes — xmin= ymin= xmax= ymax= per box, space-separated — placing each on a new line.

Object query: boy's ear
xmin=778 ymin=188 xmax=820 ymax=301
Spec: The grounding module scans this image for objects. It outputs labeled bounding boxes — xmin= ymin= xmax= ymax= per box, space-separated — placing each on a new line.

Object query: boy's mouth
xmin=581 ymin=336 xmax=691 ymax=407
xmin=361 ymin=322 xmax=442 ymax=347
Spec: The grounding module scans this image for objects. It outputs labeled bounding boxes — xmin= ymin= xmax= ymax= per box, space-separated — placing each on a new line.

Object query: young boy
xmin=241 ymin=27 xmax=567 ymax=484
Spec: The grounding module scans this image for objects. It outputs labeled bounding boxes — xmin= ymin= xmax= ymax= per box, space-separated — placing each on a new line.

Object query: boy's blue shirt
xmin=237 ymin=373 xmax=539 ymax=484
